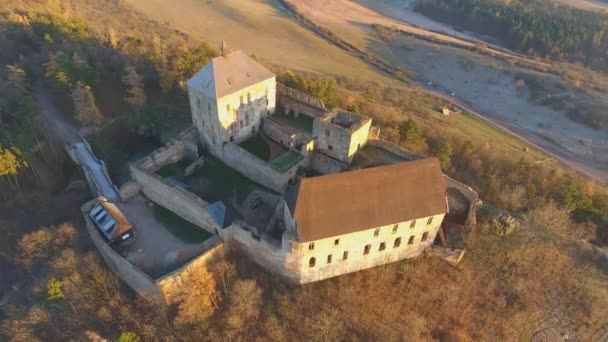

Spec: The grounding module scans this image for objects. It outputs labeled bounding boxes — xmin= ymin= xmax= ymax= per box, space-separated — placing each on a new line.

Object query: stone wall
xmin=262 ymin=117 xmax=296 ymax=149
xmin=156 ymin=236 xmax=223 ymax=304
xmin=219 ymin=143 xmax=298 ymax=193
xmin=446 ymin=176 xmax=479 ymax=228
xmin=310 ymin=151 xmax=348 ymax=175
xmin=136 ymin=128 xmax=198 ymax=172
xmin=119 ymin=180 xmax=139 ymax=202
xmin=81 ymin=200 xmax=162 ymax=300
xmin=276 ymin=83 xmax=326 ymax=118
xmin=222 ymin=224 xmax=300 ymax=283
xmin=129 ymin=164 xmax=218 ymax=234
xmin=366 ymin=139 xmax=424 ymax=161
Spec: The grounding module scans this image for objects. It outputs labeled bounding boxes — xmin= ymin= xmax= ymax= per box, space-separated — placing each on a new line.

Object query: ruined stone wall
xmin=222 ymin=224 xmax=300 ymax=283
xmin=136 ymin=128 xmax=198 ymax=172
xmin=129 ymin=164 xmax=218 ymax=234
xmin=119 ymin=180 xmax=139 ymax=202
xmin=156 ymin=236 xmax=223 ymax=304
xmin=310 ymin=151 xmax=348 ymax=175
xmin=276 ymin=83 xmax=326 ymax=118
xmin=262 ymin=117 xmax=296 ymax=149
xmin=366 ymin=139 xmax=424 ymax=161
xmin=446 ymin=176 xmax=479 ymax=228
xmin=219 ymin=143 xmax=298 ymax=193
xmin=81 ymin=200 xmax=162 ymax=300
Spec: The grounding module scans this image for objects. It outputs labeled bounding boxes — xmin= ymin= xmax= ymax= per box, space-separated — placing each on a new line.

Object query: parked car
xmin=89 ymin=197 xmax=135 ymax=246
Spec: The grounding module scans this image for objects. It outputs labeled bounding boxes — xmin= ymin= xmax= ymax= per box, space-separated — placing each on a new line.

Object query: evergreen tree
xmin=122 ymin=66 xmax=146 ymax=115
xmin=72 ymin=81 xmax=103 ymax=126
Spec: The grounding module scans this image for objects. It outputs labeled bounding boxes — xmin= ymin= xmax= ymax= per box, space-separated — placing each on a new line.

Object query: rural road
xmin=417 ymin=83 xmax=608 ymax=184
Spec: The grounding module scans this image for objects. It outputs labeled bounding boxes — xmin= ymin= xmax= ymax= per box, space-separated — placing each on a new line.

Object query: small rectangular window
xmin=410 ymin=220 xmax=416 ymax=229
xmin=427 ymin=217 xmax=433 ymax=225
xmin=394 ymin=237 xmax=402 ymax=248
xmin=328 ymin=145 xmax=333 ymax=151
xmin=327 ymin=255 xmax=332 ymax=264
xmin=309 ymin=257 xmax=316 ymax=267
xmin=208 ymin=103 xmax=211 ymax=114
xmin=422 ymin=232 xmax=429 ymax=242
xmin=364 ymin=244 xmax=371 ymax=255
xmin=379 ymin=242 xmax=386 ymax=251
xmin=343 ymin=251 xmax=349 ymax=260
xmin=247 ymin=93 xmax=251 ymax=103
xmin=334 ymin=239 xmax=340 ymax=246
xmin=196 ymin=98 xmax=201 ymax=109
xmin=408 ymin=236 xmax=415 ymax=245
xmin=240 ymin=95 xmax=244 ymax=105
xmin=374 ymin=228 xmax=380 ymax=237
xmin=227 ymin=104 xmax=231 ymax=112
xmin=392 ymin=224 xmax=398 ymax=234
xmin=309 ymin=242 xmax=315 ymax=250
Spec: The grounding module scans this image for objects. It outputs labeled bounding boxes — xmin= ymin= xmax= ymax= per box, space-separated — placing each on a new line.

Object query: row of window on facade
xmin=308 ymin=232 xmax=430 ymax=267
xmin=307 ymin=217 xmax=434 ymax=251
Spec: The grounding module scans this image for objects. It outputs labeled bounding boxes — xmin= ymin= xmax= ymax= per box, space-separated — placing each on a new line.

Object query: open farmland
xmin=122 ymin=0 xmax=391 ymax=82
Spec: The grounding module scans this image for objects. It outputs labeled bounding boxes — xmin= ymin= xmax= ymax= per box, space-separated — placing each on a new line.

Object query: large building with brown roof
xmin=278 ymin=159 xmax=447 ymax=283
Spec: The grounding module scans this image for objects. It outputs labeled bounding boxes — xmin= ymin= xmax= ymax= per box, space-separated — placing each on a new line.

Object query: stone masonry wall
xmin=222 ymin=224 xmax=300 ymax=283
xmin=276 ymin=83 xmax=326 ymax=118
xmin=129 ymin=164 xmax=218 ymax=234
xmin=156 ymin=236 xmax=223 ymax=304
xmin=137 ymin=128 xmax=198 ymax=172
xmin=220 ymin=143 xmax=297 ymax=193
xmin=81 ymin=200 xmax=162 ymax=300
xmin=310 ymin=151 xmax=348 ymax=175
xmin=262 ymin=117 xmax=296 ymax=149
xmin=445 ymin=176 xmax=479 ymax=228
xmin=367 ymin=139 xmax=424 ymax=161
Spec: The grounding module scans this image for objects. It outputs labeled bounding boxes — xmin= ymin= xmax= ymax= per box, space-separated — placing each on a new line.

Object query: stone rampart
xmin=222 ymin=224 xmax=300 ymax=283
xmin=262 ymin=117 xmax=296 ymax=149
xmin=81 ymin=200 xmax=162 ymax=301
xmin=445 ymin=176 xmax=479 ymax=228
xmin=367 ymin=139 xmax=424 ymax=161
xmin=220 ymin=143 xmax=298 ymax=193
xmin=129 ymin=164 xmax=218 ymax=234
xmin=310 ymin=151 xmax=348 ymax=175
xmin=136 ymin=128 xmax=198 ymax=172
xmin=119 ymin=180 xmax=139 ymax=202
xmin=156 ymin=236 xmax=224 ymax=304
xmin=277 ymin=83 xmax=326 ymax=118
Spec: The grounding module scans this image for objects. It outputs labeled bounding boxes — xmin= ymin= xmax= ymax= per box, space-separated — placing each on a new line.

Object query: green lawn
xmin=239 ymin=136 xmax=271 ymax=161
xmin=278 ymin=113 xmax=314 ymax=132
xmin=153 ymin=205 xmax=211 ymax=243
xmin=157 ymin=155 xmax=269 ymax=203
xmin=270 ymin=151 xmax=304 ymax=173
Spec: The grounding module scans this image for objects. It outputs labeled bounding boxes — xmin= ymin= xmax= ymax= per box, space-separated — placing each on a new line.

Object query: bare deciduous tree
xmin=122 ymin=66 xmax=146 ymax=116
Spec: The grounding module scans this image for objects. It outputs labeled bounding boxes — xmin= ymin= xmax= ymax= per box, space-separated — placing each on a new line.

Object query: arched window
xmin=309 ymin=257 xmax=316 ymax=268
xmin=394 ymin=237 xmax=402 ymax=248
xmin=379 ymin=242 xmax=386 ymax=251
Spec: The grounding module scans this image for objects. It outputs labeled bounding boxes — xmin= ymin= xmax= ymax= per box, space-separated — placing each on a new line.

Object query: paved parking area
xmin=119 ymin=196 xmax=214 ymax=279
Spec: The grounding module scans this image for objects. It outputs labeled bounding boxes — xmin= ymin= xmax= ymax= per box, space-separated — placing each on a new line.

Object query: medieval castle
xmin=76 ymin=48 xmax=476 ymax=301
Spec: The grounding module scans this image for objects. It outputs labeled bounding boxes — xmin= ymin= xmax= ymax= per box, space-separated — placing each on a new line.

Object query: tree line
xmin=416 ymin=0 xmax=608 ymax=72
xmin=0 ymin=7 xmax=218 ymax=195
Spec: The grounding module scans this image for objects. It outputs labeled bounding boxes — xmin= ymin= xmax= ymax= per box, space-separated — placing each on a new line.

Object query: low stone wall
xmin=137 ymin=128 xmax=198 ymax=172
xmin=277 ymin=83 xmax=326 ymax=119
xmin=262 ymin=117 xmax=296 ymax=149
xmin=220 ymin=143 xmax=297 ymax=193
xmin=310 ymin=151 xmax=348 ymax=175
xmin=222 ymin=224 xmax=300 ymax=283
xmin=129 ymin=164 xmax=218 ymax=234
xmin=156 ymin=236 xmax=223 ymax=304
xmin=119 ymin=180 xmax=139 ymax=202
xmin=446 ymin=176 xmax=479 ymax=229
xmin=367 ymin=139 xmax=424 ymax=161
xmin=81 ymin=200 xmax=162 ymax=301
